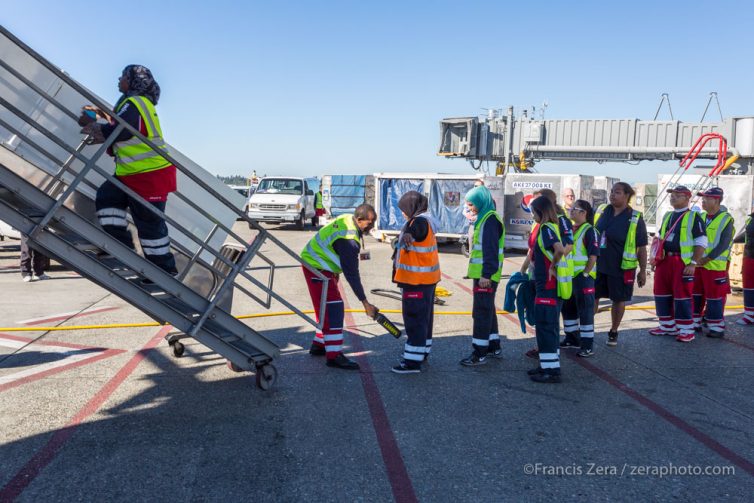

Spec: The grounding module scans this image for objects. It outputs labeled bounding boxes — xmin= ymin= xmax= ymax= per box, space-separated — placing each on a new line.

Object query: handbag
xmin=650 ymin=210 xmax=688 ymax=266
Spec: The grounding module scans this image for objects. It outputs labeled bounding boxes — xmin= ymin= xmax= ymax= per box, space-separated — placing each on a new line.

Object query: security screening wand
xmin=374 ymin=311 xmax=402 ymax=338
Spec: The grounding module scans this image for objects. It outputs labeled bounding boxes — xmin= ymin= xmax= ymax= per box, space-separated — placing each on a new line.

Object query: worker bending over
xmin=300 ymin=204 xmax=380 ymax=369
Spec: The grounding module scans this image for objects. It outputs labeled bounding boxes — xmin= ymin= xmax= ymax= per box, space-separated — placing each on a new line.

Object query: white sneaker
xmin=22 ymin=275 xmax=32 ymax=282
xmin=736 ymin=318 xmax=754 ymax=326
xmin=32 ymin=273 xmax=50 ymax=280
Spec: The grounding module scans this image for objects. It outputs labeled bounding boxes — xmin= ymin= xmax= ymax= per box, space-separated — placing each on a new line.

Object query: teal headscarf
xmin=465 ymin=185 xmax=495 ymax=228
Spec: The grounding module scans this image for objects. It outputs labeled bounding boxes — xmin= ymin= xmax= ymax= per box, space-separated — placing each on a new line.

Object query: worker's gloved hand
xmin=80 ymin=122 xmax=105 ymax=144
xmin=362 ymin=300 xmax=378 ymax=320
xmin=478 ymin=277 xmax=491 ymax=288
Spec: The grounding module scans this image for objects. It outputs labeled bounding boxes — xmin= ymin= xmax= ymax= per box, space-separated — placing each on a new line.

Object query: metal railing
xmin=0 ymin=24 xmax=329 ymax=335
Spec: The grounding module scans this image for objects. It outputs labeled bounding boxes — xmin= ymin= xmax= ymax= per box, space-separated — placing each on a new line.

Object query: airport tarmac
xmin=1 ymin=222 xmax=753 ymax=502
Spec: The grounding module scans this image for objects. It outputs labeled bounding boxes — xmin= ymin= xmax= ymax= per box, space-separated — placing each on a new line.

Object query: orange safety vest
xmin=394 ymin=218 xmax=441 ymax=285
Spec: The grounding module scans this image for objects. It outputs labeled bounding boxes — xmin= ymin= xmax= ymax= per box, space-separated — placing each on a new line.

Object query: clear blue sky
xmin=4 ymin=0 xmax=754 ymax=182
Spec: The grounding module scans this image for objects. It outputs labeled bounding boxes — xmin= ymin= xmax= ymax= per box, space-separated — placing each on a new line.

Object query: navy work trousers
xmin=401 ymin=283 xmax=436 ymax=366
xmin=95 ymin=180 xmax=177 ymax=273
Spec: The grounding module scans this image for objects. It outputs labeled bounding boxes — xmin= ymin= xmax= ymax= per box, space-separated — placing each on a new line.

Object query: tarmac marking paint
xmin=17 ymin=306 xmax=119 ymax=325
xmin=0 ymin=331 xmax=112 ymax=351
xmin=720 ymin=337 xmax=754 ymax=353
xmin=451 ymin=278 xmax=754 ymax=476
xmin=339 ymin=284 xmax=418 ymax=503
xmin=0 ymin=325 xmax=171 ymax=501
xmin=0 ymin=333 xmax=124 ymax=393
xmin=566 ymin=353 xmax=754 ymax=477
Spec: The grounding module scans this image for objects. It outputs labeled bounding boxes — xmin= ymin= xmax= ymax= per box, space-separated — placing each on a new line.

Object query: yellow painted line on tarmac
xmin=0 ymin=305 xmax=744 ymax=332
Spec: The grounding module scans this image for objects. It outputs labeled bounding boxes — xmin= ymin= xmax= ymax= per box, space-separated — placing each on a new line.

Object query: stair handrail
xmin=0 ymin=25 xmax=330 ymax=332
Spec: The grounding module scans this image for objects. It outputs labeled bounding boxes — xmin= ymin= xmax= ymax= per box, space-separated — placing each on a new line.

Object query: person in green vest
xmin=593 ymin=182 xmax=648 ymax=347
xmin=649 ymin=185 xmax=707 ymax=342
xmin=527 ymin=196 xmax=568 ymax=383
xmin=78 ymin=65 xmax=177 ymax=278
xmin=733 ymin=211 xmax=754 ymax=325
xmin=459 ymin=185 xmax=505 ymax=366
xmin=692 ymin=187 xmax=734 ymax=338
xmin=300 ymin=204 xmax=380 ymax=369
xmin=560 ymin=200 xmax=600 ymax=357
xmin=313 ymin=188 xmax=326 ymax=228
xmin=519 ymin=188 xmax=574 ymax=360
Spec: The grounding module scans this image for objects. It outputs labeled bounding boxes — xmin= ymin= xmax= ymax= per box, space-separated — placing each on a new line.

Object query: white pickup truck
xmin=247 ymin=177 xmax=315 ymax=229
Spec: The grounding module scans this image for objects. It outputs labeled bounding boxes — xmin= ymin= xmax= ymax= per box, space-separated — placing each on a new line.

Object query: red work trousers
xmin=302 ymin=266 xmax=345 ymax=360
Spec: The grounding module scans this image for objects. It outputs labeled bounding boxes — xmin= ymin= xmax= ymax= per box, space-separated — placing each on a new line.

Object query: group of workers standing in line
xmin=297 ymin=179 xmax=754 ymax=385
xmin=71 ymin=65 xmax=754 ymax=382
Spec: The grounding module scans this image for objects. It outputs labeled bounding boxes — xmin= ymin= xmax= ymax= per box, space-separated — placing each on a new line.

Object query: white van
xmin=0 ymin=219 xmax=21 ymax=240
xmin=247 ymin=177 xmax=315 ymax=229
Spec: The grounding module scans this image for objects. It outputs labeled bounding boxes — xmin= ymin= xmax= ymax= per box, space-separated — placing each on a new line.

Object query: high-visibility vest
xmin=659 ymin=211 xmax=695 ymax=265
xmin=112 ymin=96 xmax=171 ymax=177
xmin=537 ymin=222 xmax=572 ymax=300
xmin=595 ymin=204 xmax=642 ymax=270
xmin=395 ymin=217 xmax=441 ymax=285
xmin=570 ymin=223 xmax=596 ymax=278
xmin=315 ymin=192 xmax=324 ymax=209
xmin=701 ymin=210 xmax=734 ymax=271
xmin=467 ymin=210 xmax=505 ymax=282
xmin=300 ymin=214 xmax=360 ymax=274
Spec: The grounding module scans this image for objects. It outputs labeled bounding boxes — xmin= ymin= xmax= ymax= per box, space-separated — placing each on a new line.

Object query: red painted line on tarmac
xmin=721 ymin=337 xmax=754 ymax=353
xmin=0 ymin=332 xmax=110 ymax=351
xmin=565 ymin=352 xmax=754 ymax=476
xmin=0 ymin=325 xmax=172 ymax=501
xmin=0 ymin=348 xmax=124 ymax=393
xmin=339 ymin=285 xmax=418 ymax=503
xmin=19 ymin=306 xmax=120 ymax=326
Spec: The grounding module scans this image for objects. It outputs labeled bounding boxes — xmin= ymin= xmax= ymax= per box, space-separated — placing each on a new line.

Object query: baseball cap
xmin=666 ymin=185 xmax=691 ymax=195
xmin=697 ymin=187 xmax=724 ymax=199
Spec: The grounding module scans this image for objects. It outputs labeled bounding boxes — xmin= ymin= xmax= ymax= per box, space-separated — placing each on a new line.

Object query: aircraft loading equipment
xmin=0 ymin=25 xmax=328 ymax=390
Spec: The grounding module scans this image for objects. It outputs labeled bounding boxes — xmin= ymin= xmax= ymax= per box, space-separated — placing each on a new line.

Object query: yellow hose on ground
xmin=0 ymin=305 xmax=745 ymax=332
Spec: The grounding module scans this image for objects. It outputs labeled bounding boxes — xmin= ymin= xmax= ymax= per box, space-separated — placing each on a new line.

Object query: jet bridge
xmin=439 ymin=107 xmax=754 ymax=174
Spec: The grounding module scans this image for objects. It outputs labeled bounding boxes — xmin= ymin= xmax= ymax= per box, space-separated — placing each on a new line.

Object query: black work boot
xmin=530 ymin=370 xmax=562 ymax=383
xmin=326 ymin=353 xmax=360 ymax=370
xmin=309 ymin=343 xmax=326 ymax=356
xmin=560 ymin=332 xmax=581 ymax=349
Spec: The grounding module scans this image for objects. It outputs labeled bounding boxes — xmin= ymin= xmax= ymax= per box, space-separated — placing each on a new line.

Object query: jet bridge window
xmin=438 ymin=117 xmax=478 ymax=157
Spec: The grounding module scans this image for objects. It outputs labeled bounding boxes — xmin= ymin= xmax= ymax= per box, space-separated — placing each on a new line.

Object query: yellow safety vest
xmin=537 ymin=222 xmax=572 ymax=300
xmin=112 ymin=96 xmax=171 ymax=177
xmin=659 ymin=211 xmax=695 ymax=265
xmin=701 ymin=211 xmax=734 ymax=271
xmin=570 ymin=223 xmax=597 ymax=278
xmin=467 ymin=210 xmax=505 ymax=282
xmin=300 ymin=214 xmax=361 ymax=274
xmin=594 ymin=204 xmax=642 ymax=270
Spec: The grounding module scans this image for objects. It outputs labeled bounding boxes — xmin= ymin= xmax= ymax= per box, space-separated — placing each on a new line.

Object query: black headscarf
xmin=118 ymin=64 xmax=161 ymax=106
xmin=398 ymin=191 xmax=428 ymax=220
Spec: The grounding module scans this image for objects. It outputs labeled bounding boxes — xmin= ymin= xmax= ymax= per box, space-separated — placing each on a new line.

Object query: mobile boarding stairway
xmin=0 ymin=26 xmax=328 ymax=390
